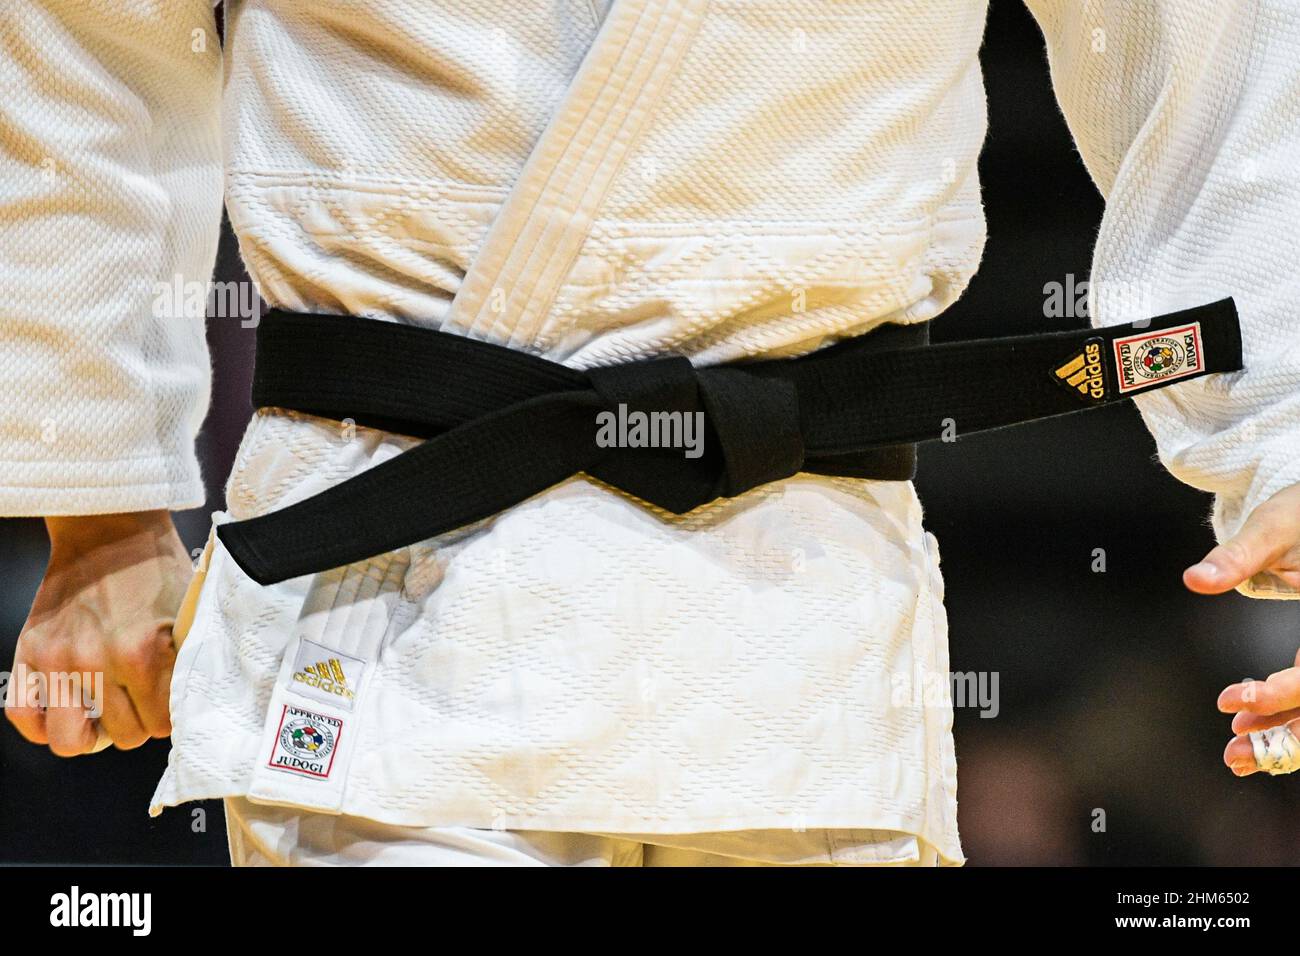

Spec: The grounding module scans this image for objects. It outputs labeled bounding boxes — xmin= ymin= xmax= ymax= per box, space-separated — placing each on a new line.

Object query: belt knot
xmin=586 ymin=356 xmax=804 ymax=511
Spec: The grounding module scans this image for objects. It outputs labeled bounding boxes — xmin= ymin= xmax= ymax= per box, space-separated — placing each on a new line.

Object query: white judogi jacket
xmin=3 ymin=1 xmax=1298 ymax=865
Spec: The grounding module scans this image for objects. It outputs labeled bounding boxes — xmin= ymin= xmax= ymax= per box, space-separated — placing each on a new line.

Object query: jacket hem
xmin=149 ymin=777 xmax=964 ymax=866
xmin=0 ymin=473 xmax=205 ymax=516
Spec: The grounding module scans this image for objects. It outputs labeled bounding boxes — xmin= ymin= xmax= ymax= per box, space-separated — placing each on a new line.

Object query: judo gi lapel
xmin=440 ymin=0 xmax=707 ymax=351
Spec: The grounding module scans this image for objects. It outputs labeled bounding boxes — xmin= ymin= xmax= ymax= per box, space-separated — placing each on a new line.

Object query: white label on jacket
xmin=268 ymin=705 xmax=343 ymax=779
xmin=288 ymin=639 xmax=365 ymax=711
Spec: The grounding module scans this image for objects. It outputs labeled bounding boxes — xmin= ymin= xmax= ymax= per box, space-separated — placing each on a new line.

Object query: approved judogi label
xmin=267 ymin=705 xmax=344 ymax=779
xmin=1112 ymin=322 xmax=1204 ymax=393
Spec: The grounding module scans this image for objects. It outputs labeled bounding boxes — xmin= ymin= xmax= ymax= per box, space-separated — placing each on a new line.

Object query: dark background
xmin=2 ymin=1 xmax=1297 ymax=865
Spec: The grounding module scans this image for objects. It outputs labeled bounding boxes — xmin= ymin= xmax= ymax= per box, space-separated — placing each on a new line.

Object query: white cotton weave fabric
xmin=2 ymin=0 xmax=1299 ymax=866
xmin=0 ymin=0 xmax=222 ymax=513
xmin=160 ymin=446 xmax=958 ymax=860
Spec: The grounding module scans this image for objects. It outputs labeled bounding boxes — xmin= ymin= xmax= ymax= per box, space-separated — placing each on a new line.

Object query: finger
xmin=1271 ymin=569 xmax=1300 ymax=590
xmin=1223 ymin=734 xmax=1258 ymax=776
xmin=43 ymin=695 xmax=99 ymax=757
xmin=1224 ymin=718 xmax=1300 ymax=777
xmin=1185 ymin=509 xmax=1293 ymax=594
xmin=1231 ymin=705 xmax=1300 ymax=735
xmin=96 ymin=683 xmax=149 ymax=751
xmin=4 ymin=657 xmax=48 ymax=745
xmin=1217 ymin=668 xmax=1300 ymax=715
xmin=114 ymin=624 xmax=175 ymax=738
xmin=4 ymin=699 xmax=47 ymax=744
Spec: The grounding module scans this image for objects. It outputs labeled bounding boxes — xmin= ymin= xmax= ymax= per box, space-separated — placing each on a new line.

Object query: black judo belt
xmin=217 ymin=297 xmax=1242 ymax=585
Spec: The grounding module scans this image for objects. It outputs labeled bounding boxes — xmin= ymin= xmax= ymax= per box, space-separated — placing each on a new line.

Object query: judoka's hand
xmin=1180 ymin=481 xmax=1300 ymax=775
xmin=5 ymin=511 xmax=192 ymax=756
xmin=1217 ymin=651 xmax=1300 ymax=776
xmin=1183 ymin=482 xmax=1300 ymax=595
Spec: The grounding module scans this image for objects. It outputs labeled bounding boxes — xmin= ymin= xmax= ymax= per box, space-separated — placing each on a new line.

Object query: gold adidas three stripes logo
xmin=292 ymin=657 xmax=356 ymax=703
xmin=1053 ymin=339 xmax=1106 ymax=402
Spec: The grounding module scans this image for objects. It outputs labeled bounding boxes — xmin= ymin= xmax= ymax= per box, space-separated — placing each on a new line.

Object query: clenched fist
xmin=5 ymin=511 xmax=193 ymax=755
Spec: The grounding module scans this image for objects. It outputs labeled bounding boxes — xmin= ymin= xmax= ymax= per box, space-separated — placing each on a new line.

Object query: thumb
xmin=1184 ymin=506 xmax=1290 ymax=594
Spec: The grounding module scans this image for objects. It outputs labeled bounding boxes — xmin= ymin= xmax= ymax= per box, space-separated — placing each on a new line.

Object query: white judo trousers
xmin=223 ymin=797 xmax=942 ymax=867
xmin=3 ymin=0 xmax=1300 ymax=868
